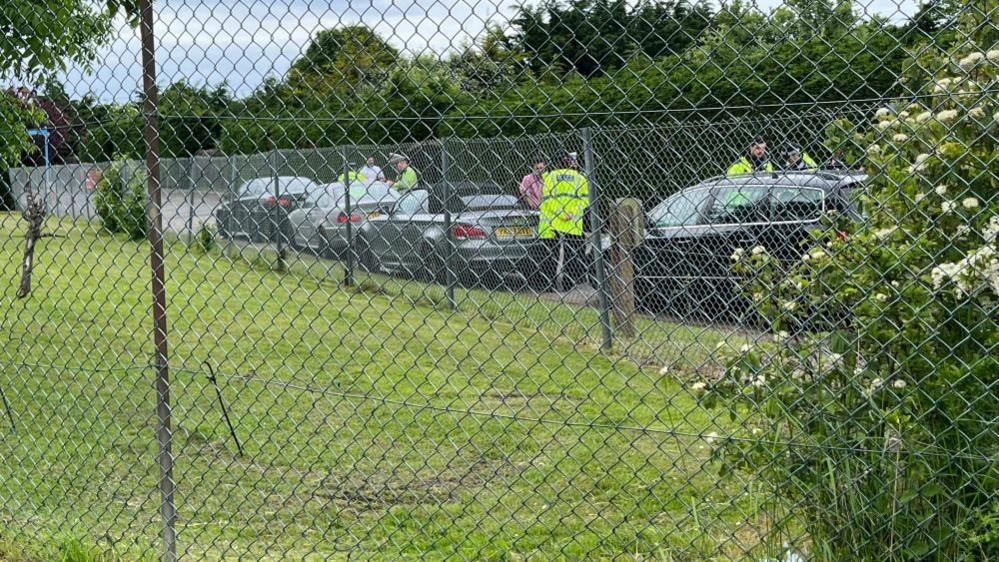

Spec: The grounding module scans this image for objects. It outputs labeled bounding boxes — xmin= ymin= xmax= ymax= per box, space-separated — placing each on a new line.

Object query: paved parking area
xmin=35 ymin=187 xmax=222 ymax=234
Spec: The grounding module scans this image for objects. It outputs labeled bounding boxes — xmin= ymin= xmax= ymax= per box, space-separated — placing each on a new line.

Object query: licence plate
xmin=367 ymin=211 xmax=381 ymax=219
xmin=495 ymin=226 xmax=535 ymax=239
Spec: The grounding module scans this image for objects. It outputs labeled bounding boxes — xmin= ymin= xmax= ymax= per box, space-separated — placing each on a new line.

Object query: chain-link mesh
xmin=1 ymin=0 xmax=996 ymax=560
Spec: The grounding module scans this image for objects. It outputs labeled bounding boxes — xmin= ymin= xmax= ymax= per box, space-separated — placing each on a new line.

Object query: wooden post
xmin=609 ymin=198 xmax=643 ymax=338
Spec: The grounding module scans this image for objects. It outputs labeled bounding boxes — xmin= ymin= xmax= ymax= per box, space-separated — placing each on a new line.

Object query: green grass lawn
xmin=0 ymin=215 xmax=769 ymax=561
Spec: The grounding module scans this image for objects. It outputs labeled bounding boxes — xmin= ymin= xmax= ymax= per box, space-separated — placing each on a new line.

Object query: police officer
xmin=537 ymin=152 xmax=590 ymax=291
xmin=386 ymin=153 xmax=419 ymax=191
xmin=727 ymin=136 xmax=774 ymax=176
xmin=781 ymin=143 xmax=818 ymax=171
xmin=337 ymin=170 xmax=366 ymax=184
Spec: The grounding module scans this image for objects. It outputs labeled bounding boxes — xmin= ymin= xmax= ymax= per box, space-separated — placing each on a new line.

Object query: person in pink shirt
xmin=519 ymin=158 xmax=545 ymax=209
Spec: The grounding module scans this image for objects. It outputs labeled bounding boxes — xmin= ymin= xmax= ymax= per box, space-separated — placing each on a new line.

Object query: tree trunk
xmin=16 ymin=184 xmax=48 ymax=299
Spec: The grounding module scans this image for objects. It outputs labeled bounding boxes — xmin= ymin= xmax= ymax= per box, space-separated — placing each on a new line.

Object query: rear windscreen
xmin=460 ymin=194 xmax=522 ymax=211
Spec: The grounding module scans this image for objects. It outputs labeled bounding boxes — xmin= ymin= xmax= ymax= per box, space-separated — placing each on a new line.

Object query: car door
xmin=397 ymin=192 xmax=435 ymax=274
xmin=301 ymin=187 xmax=342 ymax=250
xmin=695 ymin=183 xmax=771 ymax=309
xmin=640 ymin=186 xmax=715 ymax=309
xmin=765 ymin=184 xmax=827 ymax=266
xmin=368 ymin=190 xmax=426 ymax=271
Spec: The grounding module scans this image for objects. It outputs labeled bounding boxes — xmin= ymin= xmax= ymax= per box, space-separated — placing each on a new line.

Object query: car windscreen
xmin=239 ymin=177 xmax=314 ymax=197
xmin=239 ymin=179 xmax=271 ymax=197
xmin=280 ymin=177 xmax=315 ymax=194
xmin=648 ymin=187 xmax=713 ymax=227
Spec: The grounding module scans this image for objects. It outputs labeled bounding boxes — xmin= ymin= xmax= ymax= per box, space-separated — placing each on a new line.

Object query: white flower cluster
xmin=908 ymin=153 xmax=931 ymax=173
xmin=931 ymin=245 xmax=999 ymax=297
xmin=730 ymin=247 xmax=745 ymax=262
xmin=937 ymin=109 xmax=959 ymax=123
xmin=985 ymin=216 xmax=999 ymax=244
xmin=873 ymin=226 xmax=897 ymax=240
xmin=932 ymin=78 xmax=952 ymax=93
xmin=958 ymin=52 xmax=985 ymax=68
xmin=818 ymin=352 xmax=844 ymax=375
xmin=875 ymin=107 xmax=892 ymax=119
xmin=969 ymin=107 xmax=986 ymax=120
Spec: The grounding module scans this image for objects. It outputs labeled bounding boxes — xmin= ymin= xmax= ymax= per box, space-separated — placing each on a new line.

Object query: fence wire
xmin=1 ymin=0 xmax=997 ymax=561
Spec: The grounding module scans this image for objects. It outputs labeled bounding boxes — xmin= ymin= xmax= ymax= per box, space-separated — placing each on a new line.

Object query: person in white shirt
xmin=360 ymin=156 xmax=385 ymax=185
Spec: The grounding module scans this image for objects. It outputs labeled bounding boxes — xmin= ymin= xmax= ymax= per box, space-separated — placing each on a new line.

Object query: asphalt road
xmin=37 ymin=187 xmax=223 ymax=234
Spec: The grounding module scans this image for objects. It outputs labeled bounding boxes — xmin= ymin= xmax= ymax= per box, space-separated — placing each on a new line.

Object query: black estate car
xmin=635 ymin=171 xmax=866 ymax=320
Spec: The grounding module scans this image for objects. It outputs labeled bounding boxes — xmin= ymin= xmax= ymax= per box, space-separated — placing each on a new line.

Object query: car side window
xmin=704 ymin=186 xmax=769 ymax=224
xmin=648 ymin=187 xmax=712 ymax=227
xmin=770 ymin=187 xmax=825 ymax=222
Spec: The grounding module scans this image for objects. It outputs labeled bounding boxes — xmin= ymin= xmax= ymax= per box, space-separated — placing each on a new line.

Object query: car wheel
xmin=354 ymin=235 xmax=378 ymax=272
xmin=216 ymin=211 xmax=230 ymax=239
xmin=420 ymin=245 xmax=447 ymax=285
xmin=316 ymin=227 xmax=334 ymax=260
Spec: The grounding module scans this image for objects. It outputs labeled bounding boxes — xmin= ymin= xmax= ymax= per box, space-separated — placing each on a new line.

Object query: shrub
xmin=192 ymin=222 xmax=216 ymax=254
xmin=698 ymin=35 xmax=998 ymax=562
xmin=94 ymin=158 xmax=148 ymax=240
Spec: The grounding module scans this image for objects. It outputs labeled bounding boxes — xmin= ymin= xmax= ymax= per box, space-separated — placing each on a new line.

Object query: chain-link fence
xmin=1 ymin=0 xmax=996 ymax=560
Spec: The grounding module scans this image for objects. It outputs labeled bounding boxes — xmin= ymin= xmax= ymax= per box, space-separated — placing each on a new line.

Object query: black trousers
xmin=530 ymin=233 xmax=591 ymax=291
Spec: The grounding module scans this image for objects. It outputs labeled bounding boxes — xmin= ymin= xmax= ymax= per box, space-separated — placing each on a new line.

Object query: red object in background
xmin=85 ymin=168 xmax=100 ymax=191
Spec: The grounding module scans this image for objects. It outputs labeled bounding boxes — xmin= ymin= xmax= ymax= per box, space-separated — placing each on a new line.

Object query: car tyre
xmin=420 ymin=245 xmax=447 ymax=285
xmin=355 ymin=235 xmax=378 ymax=272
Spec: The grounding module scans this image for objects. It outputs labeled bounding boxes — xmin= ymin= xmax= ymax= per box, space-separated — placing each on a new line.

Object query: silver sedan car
xmin=288 ymin=182 xmax=398 ymax=256
xmin=355 ymin=185 xmax=542 ymax=285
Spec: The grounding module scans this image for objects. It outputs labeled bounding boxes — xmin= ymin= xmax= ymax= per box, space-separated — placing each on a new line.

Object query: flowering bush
xmin=700 ymin=35 xmax=998 ymax=561
xmin=94 ymin=157 xmax=149 ymax=240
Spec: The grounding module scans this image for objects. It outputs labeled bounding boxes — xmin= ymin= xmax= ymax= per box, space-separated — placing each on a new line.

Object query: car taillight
xmin=263 ymin=195 xmax=277 ymax=206
xmin=452 ymin=223 xmax=486 ymax=239
xmin=277 ymin=197 xmax=291 ymax=207
xmin=336 ymin=212 xmax=361 ymax=224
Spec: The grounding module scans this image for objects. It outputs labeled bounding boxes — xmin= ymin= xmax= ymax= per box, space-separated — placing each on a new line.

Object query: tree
xmin=447 ymin=26 xmax=525 ymax=94
xmin=286 ymin=25 xmax=398 ymax=99
xmin=0 ymin=0 xmax=131 ymax=167
xmin=158 ymin=81 xmax=232 ymax=157
xmin=509 ymin=1 xmax=713 ymax=77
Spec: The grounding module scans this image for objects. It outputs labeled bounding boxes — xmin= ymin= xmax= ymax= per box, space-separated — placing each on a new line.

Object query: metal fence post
xmin=138 ymin=0 xmax=176 ymax=559
xmin=186 ymin=156 xmax=196 ymax=241
xmin=270 ymin=137 xmax=286 ymax=272
xmin=441 ymin=138 xmax=457 ymax=310
xmin=582 ymin=127 xmax=613 ymax=351
xmin=342 ymin=146 xmax=355 ymax=287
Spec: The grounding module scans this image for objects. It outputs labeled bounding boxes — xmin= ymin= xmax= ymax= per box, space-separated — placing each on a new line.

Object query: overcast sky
xmin=55 ymin=0 xmax=919 ymax=103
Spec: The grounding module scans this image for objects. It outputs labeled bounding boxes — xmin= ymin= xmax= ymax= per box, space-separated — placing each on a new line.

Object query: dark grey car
xmin=635 ymin=171 xmax=866 ymax=319
xmin=288 ymin=182 xmax=399 ymax=256
xmin=356 ymin=185 xmax=541 ymax=284
xmin=215 ymin=176 xmax=319 ymax=243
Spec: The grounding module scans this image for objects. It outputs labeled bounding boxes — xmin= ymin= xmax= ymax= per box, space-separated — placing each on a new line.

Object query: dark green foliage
xmin=93 ymin=158 xmax=148 ymax=240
